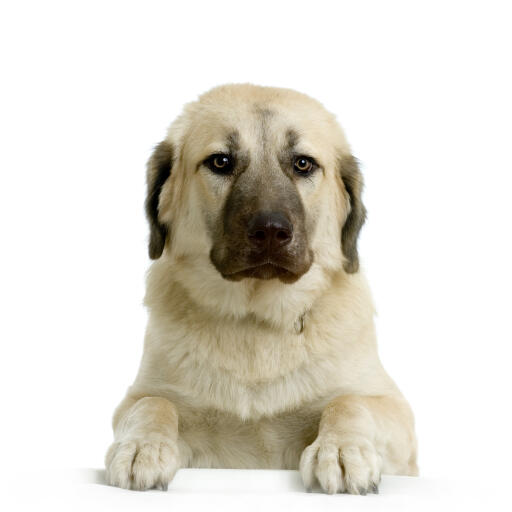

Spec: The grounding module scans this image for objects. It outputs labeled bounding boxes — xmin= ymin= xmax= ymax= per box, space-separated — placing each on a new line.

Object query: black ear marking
xmin=145 ymin=140 xmax=173 ymax=259
xmin=339 ymin=154 xmax=367 ymax=273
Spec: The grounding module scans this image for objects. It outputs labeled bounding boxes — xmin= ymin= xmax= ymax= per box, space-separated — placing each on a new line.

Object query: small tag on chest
xmin=294 ymin=313 xmax=306 ymax=335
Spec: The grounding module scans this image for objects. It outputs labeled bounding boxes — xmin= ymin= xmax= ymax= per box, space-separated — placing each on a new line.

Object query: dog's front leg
xmin=300 ymin=394 xmax=417 ymax=494
xmin=105 ymin=395 xmax=180 ymax=490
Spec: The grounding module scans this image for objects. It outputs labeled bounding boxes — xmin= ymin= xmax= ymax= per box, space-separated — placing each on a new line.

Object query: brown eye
xmin=294 ymin=156 xmax=314 ymax=175
xmin=214 ymin=155 xmax=229 ymax=169
xmin=205 ymin=154 xmax=233 ymax=175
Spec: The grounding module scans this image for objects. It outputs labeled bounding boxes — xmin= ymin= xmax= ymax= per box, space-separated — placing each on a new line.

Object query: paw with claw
xmin=300 ymin=434 xmax=382 ymax=495
xmin=105 ymin=433 xmax=180 ymax=491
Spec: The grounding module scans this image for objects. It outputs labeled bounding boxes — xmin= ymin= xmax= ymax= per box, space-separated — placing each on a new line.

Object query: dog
xmin=105 ymin=84 xmax=418 ymax=494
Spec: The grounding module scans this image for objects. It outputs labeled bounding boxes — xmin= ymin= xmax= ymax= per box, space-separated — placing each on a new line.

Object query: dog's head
xmin=146 ymin=85 xmax=366 ymax=285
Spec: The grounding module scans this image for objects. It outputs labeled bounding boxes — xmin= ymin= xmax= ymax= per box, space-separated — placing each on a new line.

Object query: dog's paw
xmin=299 ymin=435 xmax=382 ymax=495
xmin=105 ymin=433 xmax=180 ymax=491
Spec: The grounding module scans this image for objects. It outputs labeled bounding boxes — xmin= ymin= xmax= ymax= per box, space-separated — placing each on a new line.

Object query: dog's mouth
xmin=210 ymin=243 xmax=314 ymax=285
xmin=222 ymin=261 xmax=300 ymax=284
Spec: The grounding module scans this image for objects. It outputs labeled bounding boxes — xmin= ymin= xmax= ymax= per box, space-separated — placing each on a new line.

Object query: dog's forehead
xmin=182 ymin=98 xmax=345 ymax=166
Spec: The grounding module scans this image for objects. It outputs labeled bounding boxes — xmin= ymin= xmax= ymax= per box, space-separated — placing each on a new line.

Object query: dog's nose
xmin=247 ymin=212 xmax=293 ymax=250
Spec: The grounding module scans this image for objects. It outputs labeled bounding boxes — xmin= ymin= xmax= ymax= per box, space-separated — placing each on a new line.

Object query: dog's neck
xmin=145 ymin=254 xmax=338 ymax=333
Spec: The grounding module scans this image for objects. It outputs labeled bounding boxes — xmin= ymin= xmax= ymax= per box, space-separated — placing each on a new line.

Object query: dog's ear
xmin=339 ymin=154 xmax=367 ymax=273
xmin=145 ymin=140 xmax=173 ymax=259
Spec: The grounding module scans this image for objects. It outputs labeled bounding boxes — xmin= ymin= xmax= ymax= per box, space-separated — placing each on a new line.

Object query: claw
xmin=358 ymin=487 xmax=367 ymax=496
xmin=371 ymin=483 xmax=379 ymax=494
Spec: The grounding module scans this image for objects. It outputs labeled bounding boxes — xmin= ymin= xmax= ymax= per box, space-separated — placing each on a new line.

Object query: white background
xmin=1 ymin=0 xmax=511 ymax=510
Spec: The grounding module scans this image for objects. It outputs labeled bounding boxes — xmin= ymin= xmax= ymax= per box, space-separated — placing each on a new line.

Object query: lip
xmin=222 ymin=262 xmax=300 ymax=283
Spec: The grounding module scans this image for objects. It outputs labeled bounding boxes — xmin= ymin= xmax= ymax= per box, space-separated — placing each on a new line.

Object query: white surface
xmin=1 ymin=1 xmax=511 ymax=511
xmin=5 ymin=469 xmax=506 ymax=512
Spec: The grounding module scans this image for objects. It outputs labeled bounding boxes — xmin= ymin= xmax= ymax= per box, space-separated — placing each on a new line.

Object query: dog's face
xmin=146 ymin=85 xmax=366 ymax=284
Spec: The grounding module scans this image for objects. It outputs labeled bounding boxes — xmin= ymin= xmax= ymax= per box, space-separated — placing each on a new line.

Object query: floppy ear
xmin=339 ymin=154 xmax=367 ymax=273
xmin=145 ymin=140 xmax=173 ymax=259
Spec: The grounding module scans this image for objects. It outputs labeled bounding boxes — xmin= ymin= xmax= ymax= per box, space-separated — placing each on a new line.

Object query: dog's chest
xmin=176 ymin=402 xmax=323 ymax=469
xmin=140 ymin=312 xmax=346 ymax=420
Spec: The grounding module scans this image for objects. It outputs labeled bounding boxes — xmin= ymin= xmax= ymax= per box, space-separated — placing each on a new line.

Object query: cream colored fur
xmin=105 ymin=84 xmax=418 ymax=494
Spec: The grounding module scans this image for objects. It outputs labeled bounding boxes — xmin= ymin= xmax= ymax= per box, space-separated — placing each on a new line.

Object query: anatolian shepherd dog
xmin=105 ymin=84 xmax=418 ymax=494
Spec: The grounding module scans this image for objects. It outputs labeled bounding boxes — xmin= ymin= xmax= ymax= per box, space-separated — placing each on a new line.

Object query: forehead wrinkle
xmin=226 ymin=130 xmax=240 ymax=154
xmin=227 ymin=129 xmax=251 ymax=176
xmin=277 ymin=128 xmax=300 ymax=167
xmin=286 ymin=129 xmax=300 ymax=152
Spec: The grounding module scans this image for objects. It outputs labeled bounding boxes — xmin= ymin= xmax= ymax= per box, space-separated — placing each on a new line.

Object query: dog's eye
xmin=205 ymin=154 xmax=233 ymax=175
xmin=294 ymin=156 xmax=315 ymax=175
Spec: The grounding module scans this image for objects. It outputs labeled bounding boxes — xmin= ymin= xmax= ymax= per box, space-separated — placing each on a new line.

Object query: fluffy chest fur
xmin=131 ymin=258 xmax=393 ymax=421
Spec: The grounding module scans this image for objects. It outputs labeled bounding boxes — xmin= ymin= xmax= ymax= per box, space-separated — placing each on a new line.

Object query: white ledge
xmin=5 ymin=468 xmax=504 ymax=512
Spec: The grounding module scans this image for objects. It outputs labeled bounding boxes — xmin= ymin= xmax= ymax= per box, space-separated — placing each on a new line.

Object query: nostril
xmin=252 ymin=230 xmax=266 ymax=241
xmin=276 ymin=230 xmax=291 ymax=242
